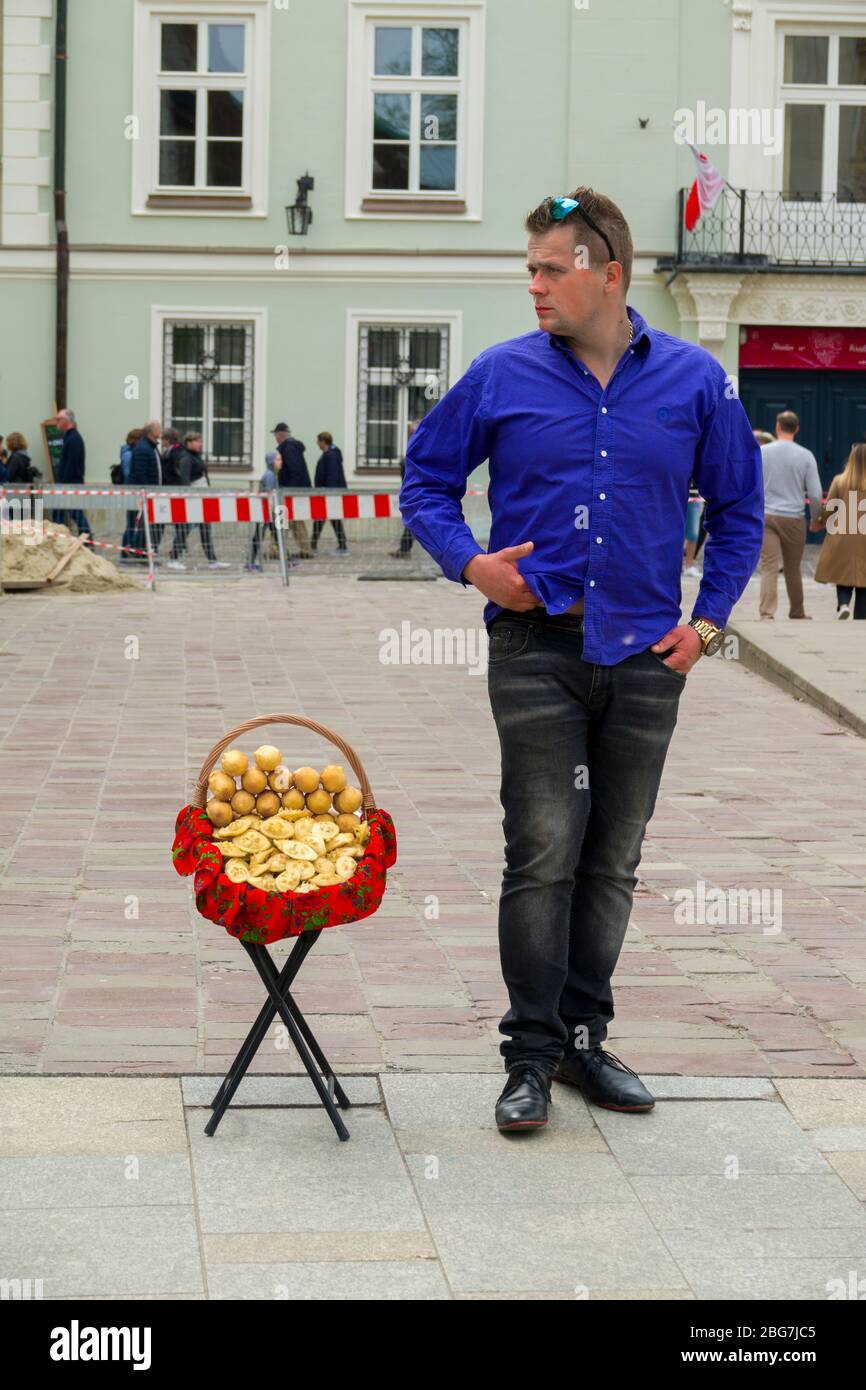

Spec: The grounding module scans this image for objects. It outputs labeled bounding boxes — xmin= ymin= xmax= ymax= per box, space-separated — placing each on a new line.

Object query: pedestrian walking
xmin=401 ymin=186 xmax=763 ymax=1133
xmin=160 ymin=428 xmax=192 ymax=568
xmin=117 ymin=429 xmax=143 ymax=560
xmin=391 ymin=419 xmax=420 ymax=558
xmin=811 ymin=442 xmax=866 ymax=619
xmin=128 ymin=419 xmax=163 ymax=559
xmin=4 ymin=432 xmax=41 ymax=485
xmin=53 ymin=408 xmax=92 ymax=538
xmin=682 ymin=478 xmax=703 ymax=578
xmin=246 ymin=451 xmax=280 ymax=570
xmin=177 ymin=432 xmax=228 ymax=569
xmin=311 ymin=432 xmax=349 ymax=555
xmin=758 ymin=410 xmax=823 ymax=619
xmin=272 ymin=422 xmax=312 ymax=558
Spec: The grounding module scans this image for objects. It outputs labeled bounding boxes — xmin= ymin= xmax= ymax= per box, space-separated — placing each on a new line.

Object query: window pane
xmin=207 ymin=141 xmax=243 ymax=187
xmin=172 ymin=326 xmax=205 ymax=365
xmin=367 ymin=329 xmax=398 ymax=367
xmin=409 ymin=329 xmax=442 ymax=370
xmin=171 ymin=381 xmax=203 ymax=422
xmin=213 ymin=421 xmax=244 ymax=458
xmin=367 ymin=384 xmax=398 ymax=418
xmin=161 ymin=23 xmax=197 ymax=72
xmin=783 ymin=105 xmax=824 ymax=196
xmin=366 ymin=422 xmax=398 ymax=462
xmin=421 ymin=94 xmax=457 ymax=142
xmin=209 ymin=24 xmax=245 ymax=73
xmin=214 ymin=382 xmax=244 ymax=419
xmin=214 ymin=326 xmax=247 ymax=367
xmin=160 ymin=89 xmax=196 ymax=137
xmin=208 ymin=89 xmax=244 ymax=137
xmin=374 ymin=26 xmax=411 ymax=75
xmin=159 ymin=139 xmax=195 ymax=185
xmin=839 ymin=38 xmax=866 ymax=86
xmin=838 ymin=106 xmax=866 ymax=200
xmin=408 ymin=385 xmax=437 ymax=420
xmin=422 ymin=28 xmax=459 ymax=76
xmin=374 ymin=93 xmax=410 ymax=139
xmin=420 ymin=144 xmax=457 ymax=190
xmin=783 ymin=35 xmax=828 ymax=84
xmin=372 ymin=144 xmax=410 ymax=189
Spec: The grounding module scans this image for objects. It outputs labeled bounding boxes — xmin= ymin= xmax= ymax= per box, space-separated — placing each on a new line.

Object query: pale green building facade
xmin=2 ymin=0 xmax=865 ymax=484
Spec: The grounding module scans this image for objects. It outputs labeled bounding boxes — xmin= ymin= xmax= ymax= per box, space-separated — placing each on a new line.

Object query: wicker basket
xmin=171 ymin=713 xmax=397 ymax=946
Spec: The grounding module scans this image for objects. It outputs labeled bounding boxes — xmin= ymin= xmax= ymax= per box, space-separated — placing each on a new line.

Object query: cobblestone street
xmin=2 ymin=569 xmax=865 ymax=1082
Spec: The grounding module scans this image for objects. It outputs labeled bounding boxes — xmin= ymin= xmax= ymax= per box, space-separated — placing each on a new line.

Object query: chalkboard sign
xmin=41 ymin=417 xmax=63 ymax=484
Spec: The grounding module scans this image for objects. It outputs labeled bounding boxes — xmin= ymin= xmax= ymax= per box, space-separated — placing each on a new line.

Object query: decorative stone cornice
xmin=733 ymin=274 xmax=866 ymax=326
xmin=667 ymin=272 xmax=744 ymax=355
xmin=731 ymin=1 xmax=752 ymax=32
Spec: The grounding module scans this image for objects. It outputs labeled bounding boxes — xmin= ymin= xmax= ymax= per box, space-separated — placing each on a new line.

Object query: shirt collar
xmin=547 ymin=305 xmax=652 ymax=359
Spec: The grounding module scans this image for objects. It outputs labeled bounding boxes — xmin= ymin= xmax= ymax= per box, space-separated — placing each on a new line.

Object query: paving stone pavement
xmin=0 ymin=568 xmax=865 ymax=1081
xmin=2 ymin=1074 xmax=866 ymax=1300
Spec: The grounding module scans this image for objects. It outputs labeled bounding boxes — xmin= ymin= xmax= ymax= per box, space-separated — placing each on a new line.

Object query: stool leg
xmin=208 ymin=934 xmax=315 ymax=1112
xmin=257 ymin=945 xmax=352 ymax=1111
xmin=246 ymin=943 xmax=350 ymax=1141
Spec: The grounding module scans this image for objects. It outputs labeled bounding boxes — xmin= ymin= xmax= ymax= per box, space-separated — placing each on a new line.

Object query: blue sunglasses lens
xmin=550 ymin=197 xmax=579 ymax=220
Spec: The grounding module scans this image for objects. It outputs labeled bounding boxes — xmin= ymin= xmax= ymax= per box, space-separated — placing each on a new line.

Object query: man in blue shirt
xmin=401 ymin=187 xmax=763 ymax=1134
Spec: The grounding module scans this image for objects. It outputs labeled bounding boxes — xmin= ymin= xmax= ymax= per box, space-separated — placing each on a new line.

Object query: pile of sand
xmin=1 ymin=523 xmax=142 ymax=594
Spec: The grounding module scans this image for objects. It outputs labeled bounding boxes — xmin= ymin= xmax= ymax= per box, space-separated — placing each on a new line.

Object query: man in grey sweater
xmin=758 ymin=410 xmax=823 ymax=619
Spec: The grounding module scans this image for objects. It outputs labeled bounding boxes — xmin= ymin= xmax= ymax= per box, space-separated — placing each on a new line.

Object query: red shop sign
xmin=740 ymin=326 xmax=866 ymax=371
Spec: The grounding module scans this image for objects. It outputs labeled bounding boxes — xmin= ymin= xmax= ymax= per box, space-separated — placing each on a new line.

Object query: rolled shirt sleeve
xmin=692 ymin=377 xmax=765 ymax=630
xmin=399 ymin=361 xmax=492 ymax=585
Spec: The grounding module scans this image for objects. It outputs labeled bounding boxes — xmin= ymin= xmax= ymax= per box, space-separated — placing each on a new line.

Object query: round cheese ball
xmin=231 ymin=789 xmax=256 ymax=815
xmin=221 ymin=749 xmax=248 ymax=777
xmin=334 ymin=786 xmax=363 ymax=814
xmin=293 ymin=766 xmax=320 ymax=794
xmin=281 ymin=788 xmax=306 ymax=810
xmin=256 ymin=791 xmax=281 ymax=818
xmin=207 ymin=799 xmax=233 ymax=826
xmin=242 ymin=766 xmax=268 ymax=794
xmin=321 ymin=764 xmax=347 ymax=793
xmin=306 ymin=788 xmax=332 ymax=815
xmin=208 ymin=770 xmax=237 ymax=803
xmin=254 ymin=745 xmax=282 ymax=772
xmin=335 ymin=812 xmax=360 ymax=833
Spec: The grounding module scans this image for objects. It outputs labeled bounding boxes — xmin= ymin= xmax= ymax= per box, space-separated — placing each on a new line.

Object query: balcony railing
xmin=674 ymin=188 xmax=866 ymax=269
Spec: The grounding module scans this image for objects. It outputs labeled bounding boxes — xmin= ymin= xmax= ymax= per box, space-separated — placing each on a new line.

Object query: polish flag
xmin=684 ymin=144 xmax=725 ymax=232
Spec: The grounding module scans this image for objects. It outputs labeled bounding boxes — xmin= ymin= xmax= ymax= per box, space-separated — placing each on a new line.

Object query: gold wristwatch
xmin=688 ymin=616 xmax=724 ymax=656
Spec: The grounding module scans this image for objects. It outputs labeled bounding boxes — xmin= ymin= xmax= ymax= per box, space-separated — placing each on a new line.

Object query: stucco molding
xmin=733 ymin=273 xmax=866 ymax=325
xmin=667 ymin=271 xmax=744 ymax=351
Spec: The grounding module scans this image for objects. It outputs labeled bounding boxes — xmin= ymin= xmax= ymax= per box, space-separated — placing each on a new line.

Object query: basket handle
xmin=192 ymin=714 xmax=376 ymax=816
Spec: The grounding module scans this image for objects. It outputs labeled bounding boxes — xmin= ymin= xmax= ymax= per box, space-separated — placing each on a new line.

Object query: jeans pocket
xmin=487 ymin=621 xmax=532 ymax=665
xmin=647 ymin=647 xmax=687 ymax=681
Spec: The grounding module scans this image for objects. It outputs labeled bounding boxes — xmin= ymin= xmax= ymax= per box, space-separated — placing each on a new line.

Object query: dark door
xmin=739 ymin=369 xmax=866 ymax=489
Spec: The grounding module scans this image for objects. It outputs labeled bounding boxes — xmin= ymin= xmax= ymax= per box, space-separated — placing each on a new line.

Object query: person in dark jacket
xmin=4 ymin=432 xmax=41 ymax=485
xmin=311 ymin=432 xmax=348 ymax=555
xmin=272 ymin=421 xmax=312 ymax=558
xmin=53 ymin=408 xmax=92 ymax=537
xmin=167 ymin=432 xmax=228 ymax=570
xmin=126 ymin=419 xmax=163 ymax=559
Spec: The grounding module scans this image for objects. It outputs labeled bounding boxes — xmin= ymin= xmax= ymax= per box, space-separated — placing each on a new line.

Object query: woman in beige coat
xmin=811 ymin=443 xmax=866 ymax=619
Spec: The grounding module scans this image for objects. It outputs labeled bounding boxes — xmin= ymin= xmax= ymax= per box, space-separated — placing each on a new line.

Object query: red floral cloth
xmin=171 ymin=805 xmax=397 ymax=945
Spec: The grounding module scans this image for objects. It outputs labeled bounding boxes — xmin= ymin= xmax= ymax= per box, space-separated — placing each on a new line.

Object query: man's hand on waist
xmin=651 ymin=625 xmax=702 ymax=675
xmin=462 ymin=542 xmax=544 ymax=611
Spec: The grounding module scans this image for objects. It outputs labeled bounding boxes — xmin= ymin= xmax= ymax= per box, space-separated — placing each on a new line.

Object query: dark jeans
xmin=837 ymin=585 xmax=866 ymax=619
xmin=487 ymin=609 xmax=684 ymax=1072
xmin=171 ymin=522 xmax=217 ymax=562
xmin=311 ymin=518 xmax=347 ymax=550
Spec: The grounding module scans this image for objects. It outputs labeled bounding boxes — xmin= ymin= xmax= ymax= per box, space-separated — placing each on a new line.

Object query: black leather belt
xmin=494 ymin=606 xmax=584 ymax=631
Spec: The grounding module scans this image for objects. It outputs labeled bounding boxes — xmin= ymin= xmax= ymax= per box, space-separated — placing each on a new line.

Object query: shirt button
xmin=596 ymin=536 xmax=603 ymax=544
xmin=601 ymin=407 xmax=608 ymax=414
xmin=599 ymin=492 xmax=606 ymax=500
xmin=600 ymin=450 xmax=608 ymax=457
xmin=589 ymin=580 xmax=596 ymax=588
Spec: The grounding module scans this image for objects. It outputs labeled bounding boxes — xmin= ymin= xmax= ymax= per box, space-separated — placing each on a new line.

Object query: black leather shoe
xmin=554 ymin=1047 xmax=654 ymax=1112
xmin=495 ymin=1064 xmax=552 ymax=1133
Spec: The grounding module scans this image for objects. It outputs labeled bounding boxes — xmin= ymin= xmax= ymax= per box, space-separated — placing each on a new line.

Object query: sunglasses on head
xmin=547 ymin=195 xmax=617 ymax=265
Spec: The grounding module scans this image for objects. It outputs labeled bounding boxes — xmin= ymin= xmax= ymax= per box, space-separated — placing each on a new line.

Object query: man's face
xmin=57 ymin=411 xmax=73 ymax=433
xmin=189 ymin=438 xmax=202 ymax=453
xmin=526 ymin=226 xmax=611 ymax=338
xmin=149 ymin=424 xmax=162 ymax=443
xmin=274 ymin=431 xmax=287 ymax=444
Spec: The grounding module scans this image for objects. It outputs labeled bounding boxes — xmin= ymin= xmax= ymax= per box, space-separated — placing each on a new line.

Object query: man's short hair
xmin=317 ymin=431 xmax=333 ymax=447
xmin=776 ymin=410 xmax=799 ymax=433
xmin=524 ymin=187 xmax=634 ymax=290
xmin=183 ymin=432 xmax=201 ymax=446
xmin=162 ymin=427 xmax=179 ymax=445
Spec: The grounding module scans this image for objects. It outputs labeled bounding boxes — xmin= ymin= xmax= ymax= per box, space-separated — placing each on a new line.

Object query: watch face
xmin=704 ymin=631 xmax=725 ymax=656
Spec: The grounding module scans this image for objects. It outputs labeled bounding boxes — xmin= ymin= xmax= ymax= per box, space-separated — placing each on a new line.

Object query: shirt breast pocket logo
xmin=656 ymin=406 xmax=672 ymax=423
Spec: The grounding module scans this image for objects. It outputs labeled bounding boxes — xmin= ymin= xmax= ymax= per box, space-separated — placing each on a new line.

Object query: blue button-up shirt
xmin=399 ymin=308 xmax=764 ymax=665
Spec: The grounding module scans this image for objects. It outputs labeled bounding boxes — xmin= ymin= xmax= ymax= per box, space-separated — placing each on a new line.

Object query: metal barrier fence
xmin=0 ymin=485 xmax=494 ymax=587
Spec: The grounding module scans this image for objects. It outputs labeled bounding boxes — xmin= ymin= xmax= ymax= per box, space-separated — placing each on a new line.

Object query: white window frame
xmin=132 ymin=0 xmax=270 ymax=217
xmin=778 ymin=26 xmax=866 ymax=198
xmin=150 ymin=306 xmax=268 ymax=473
xmin=346 ymin=1 xmax=485 ymax=220
xmin=343 ymin=308 xmax=463 ymax=477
